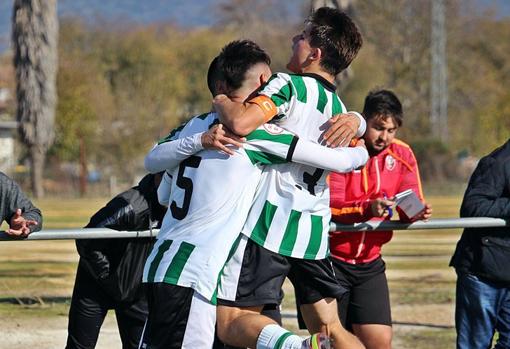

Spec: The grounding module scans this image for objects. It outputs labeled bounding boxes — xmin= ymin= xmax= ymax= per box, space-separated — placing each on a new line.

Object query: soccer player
xmin=213 ymin=7 xmax=365 ymax=349
xmin=140 ymin=40 xmax=368 ymax=349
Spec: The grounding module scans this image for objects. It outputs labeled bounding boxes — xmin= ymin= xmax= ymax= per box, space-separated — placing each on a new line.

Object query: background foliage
xmin=3 ymin=0 xmax=509 ymax=193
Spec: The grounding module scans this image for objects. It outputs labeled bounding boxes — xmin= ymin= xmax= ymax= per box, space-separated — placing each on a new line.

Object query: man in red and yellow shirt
xmin=329 ymin=89 xmax=432 ymax=349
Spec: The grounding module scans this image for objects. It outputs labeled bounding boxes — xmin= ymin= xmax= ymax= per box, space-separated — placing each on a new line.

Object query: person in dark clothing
xmin=450 ymin=139 xmax=510 ymax=349
xmin=0 ymin=171 xmax=42 ymax=237
xmin=66 ymin=173 xmax=166 ymax=349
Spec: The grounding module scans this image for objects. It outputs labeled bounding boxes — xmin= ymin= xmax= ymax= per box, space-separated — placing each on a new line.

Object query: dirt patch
xmin=1 ymin=311 xmax=121 ymax=349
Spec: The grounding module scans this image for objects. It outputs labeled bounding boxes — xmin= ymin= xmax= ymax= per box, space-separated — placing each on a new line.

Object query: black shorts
xmin=333 ymin=256 xmax=392 ymax=327
xmin=217 ymin=238 xmax=346 ymax=307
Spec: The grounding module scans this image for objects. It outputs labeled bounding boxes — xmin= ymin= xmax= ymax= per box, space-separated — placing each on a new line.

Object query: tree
xmin=12 ymin=0 xmax=58 ymax=198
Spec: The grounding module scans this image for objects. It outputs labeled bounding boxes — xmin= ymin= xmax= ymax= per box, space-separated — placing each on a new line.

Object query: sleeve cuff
xmin=348 ymin=111 xmax=366 ymax=138
xmin=193 ymin=132 xmax=205 ymax=152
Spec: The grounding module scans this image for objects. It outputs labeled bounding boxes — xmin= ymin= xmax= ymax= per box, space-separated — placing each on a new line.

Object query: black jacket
xmin=0 ymin=172 xmax=42 ymax=231
xmin=76 ymin=173 xmax=166 ymax=303
xmin=450 ymin=139 xmax=510 ymax=284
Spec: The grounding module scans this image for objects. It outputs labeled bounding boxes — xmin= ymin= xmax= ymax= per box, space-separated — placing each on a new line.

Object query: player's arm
xmin=460 ymin=157 xmax=510 ymax=218
xmin=145 ymin=123 xmax=244 ymax=173
xmin=77 ymin=196 xmax=136 ymax=281
xmin=213 ymin=94 xmax=277 ymax=136
xmin=157 ymin=171 xmax=173 ymax=207
xmin=145 ymin=132 xmax=204 ymax=173
xmin=291 ymin=138 xmax=368 ymax=173
xmin=324 ymin=111 xmax=366 ymax=147
xmin=244 ymin=125 xmax=368 ymax=172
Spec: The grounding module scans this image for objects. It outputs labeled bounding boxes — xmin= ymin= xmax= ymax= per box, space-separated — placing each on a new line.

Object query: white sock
xmin=256 ymin=324 xmax=303 ymax=349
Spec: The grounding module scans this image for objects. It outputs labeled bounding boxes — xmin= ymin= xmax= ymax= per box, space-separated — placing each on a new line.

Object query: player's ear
xmin=215 ymin=80 xmax=227 ymax=94
xmin=310 ymin=47 xmax=322 ymax=62
xmin=259 ymin=72 xmax=270 ymax=85
xmin=259 ymin=65 xmax=272 ymax=85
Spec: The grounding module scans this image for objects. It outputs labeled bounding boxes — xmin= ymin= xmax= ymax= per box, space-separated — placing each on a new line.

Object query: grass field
xmin=0 ymin=195 xmax=464 ymax=348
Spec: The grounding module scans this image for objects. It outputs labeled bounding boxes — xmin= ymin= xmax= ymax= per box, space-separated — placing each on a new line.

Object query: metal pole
xmin=1 ymin=218 xmax=509 ymax=241
xmin=330 ymin=217 xmax=510 ymax=232
xmin=0 ymin=228 xmax=157 ymax=241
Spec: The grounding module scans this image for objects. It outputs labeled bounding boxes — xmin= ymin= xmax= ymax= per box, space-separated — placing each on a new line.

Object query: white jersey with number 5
xmin=142 ymin=109 xmax=368 ymax=301
xmin=143 ymin=112 xmax=310 ymax=302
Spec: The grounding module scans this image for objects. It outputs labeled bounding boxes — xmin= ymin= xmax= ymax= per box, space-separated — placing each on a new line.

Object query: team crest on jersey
xmin=263 ymin=123 xmax=284 ymax=135
xmin=385 ymin=155 xmax=396 ymax=171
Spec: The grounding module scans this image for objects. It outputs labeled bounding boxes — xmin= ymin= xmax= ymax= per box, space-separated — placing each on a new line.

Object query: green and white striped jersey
xmin=241 ymin=72 xmax=348 ymax=260
xmin=142 ymin=112 xmax=301 ymax=303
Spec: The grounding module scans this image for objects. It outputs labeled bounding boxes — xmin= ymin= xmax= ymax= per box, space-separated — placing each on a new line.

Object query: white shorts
xmin=139 ymin=283 xmax=216 ymax=349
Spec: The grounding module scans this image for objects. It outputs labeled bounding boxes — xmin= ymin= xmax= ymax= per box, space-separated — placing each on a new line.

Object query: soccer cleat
xmin=302 ymin=333 xmax=332 ymax=349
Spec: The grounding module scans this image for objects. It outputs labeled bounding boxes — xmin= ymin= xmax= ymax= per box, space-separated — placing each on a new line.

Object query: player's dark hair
xmin=363 ymin=89 xmax=403 ymax=127
xmin=307 ymin=7 xmax=363 ymax=76
xmin=217 ymin=40 xmax=271 ymax=92
xmin=207 ymin=56 xmax=221 ymax=96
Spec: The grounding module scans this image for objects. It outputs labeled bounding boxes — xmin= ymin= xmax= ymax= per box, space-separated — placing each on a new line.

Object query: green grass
xmin=34 ymin=197 xmax=107 ymax=228
xmin=389 ymin=278 xmax=456 ymax=305
xmin=397 ymin=328 xmax=457 ymax=349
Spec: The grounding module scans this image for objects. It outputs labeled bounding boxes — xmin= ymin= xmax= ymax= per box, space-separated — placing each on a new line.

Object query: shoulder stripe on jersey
xmin=265 ymin=74 xmax=279 ymax=86
xmin=246 ymin=130 xmax=295 ymax=145
xmin=286 ymin=136 xmax=299 ymax=162
xmin=278 ymin=210 xmax=302 ymax=255
xmin=304 ymin=215 xmax=323 ymax=259
xmin=158 ymin=124 xmax=185 ymax=144
xmin=157 ymin=113 xmax=212 ymax=144
xmin=196 ymin=112 xmax=210 ymax=120
xmin=208 ymin=118 xmax=220 ymax=129
xmin=316 ymin=82 xmax=328 ymax=113
xmin=290 ymin=75 xmax=307 ymax=103
xmin=331 ymin=95 xmax=345 ymax=115
xmin=163 ymin=241 xmax=195 ymax=284
xmin=250 ymin=200 xmax=278 ymax=246
xmin=391 ymin=138 xmax=411 ymax=149
xmin=270 ymin=82 xmax=292 ymax=107
xmin=147 ymin=240 xmax=173 ymax=282
xmin=245 ymin=150 xmax=288 ymax=166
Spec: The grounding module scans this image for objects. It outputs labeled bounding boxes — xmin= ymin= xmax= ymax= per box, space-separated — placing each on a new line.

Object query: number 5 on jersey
xmin=170 ymin=155 xmax=202 ymax=220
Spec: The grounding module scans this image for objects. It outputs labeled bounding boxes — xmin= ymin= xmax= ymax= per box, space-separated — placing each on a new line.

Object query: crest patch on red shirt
xmin=385 ymin=155 xmax=396 ymax=171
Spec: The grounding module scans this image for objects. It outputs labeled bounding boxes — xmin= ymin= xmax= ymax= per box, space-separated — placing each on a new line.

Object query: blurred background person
xmin=328 ymin=89 xmax=432 ymax=349
xmin=450 ymin=138 xmax=510 ymax=349
xmin=66 ymin=173 xmax=166 ymax=349
xmin=0 ymin=171 xmax=42 ymax=237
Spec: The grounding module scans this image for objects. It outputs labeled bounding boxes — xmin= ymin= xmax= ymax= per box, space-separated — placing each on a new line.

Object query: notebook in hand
xmin=394 ymin=189 xmax=425 ymax=219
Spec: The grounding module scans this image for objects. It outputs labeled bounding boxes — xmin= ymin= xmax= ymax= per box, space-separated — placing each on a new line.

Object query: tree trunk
xmin=12 ymin=0 xmax=58 ymax=198
xmin=79 ymin=135 xmax=87 ymax=197
xmin=29 ymin=145 xmax=45 ymax=198
xmin=311 ymin=0 xmax=355 ymax=12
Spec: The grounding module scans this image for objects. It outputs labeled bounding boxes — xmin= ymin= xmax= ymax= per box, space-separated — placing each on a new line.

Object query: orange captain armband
xmin=247 ymin=95 xmax=277 ymax=122
xmin=349 ymin=138 xmax=359 ymax=147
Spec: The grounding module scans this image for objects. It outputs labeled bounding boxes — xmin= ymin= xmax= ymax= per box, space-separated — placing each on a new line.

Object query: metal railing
xmin=1 ymin=217 xmax=508 ymax=241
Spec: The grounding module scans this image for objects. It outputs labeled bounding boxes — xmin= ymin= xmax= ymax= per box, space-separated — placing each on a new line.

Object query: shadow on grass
xmin=393 ymin=321 xmax=454 ymax=329
xmin=0 ymin=296 xmax=71 ymax=305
